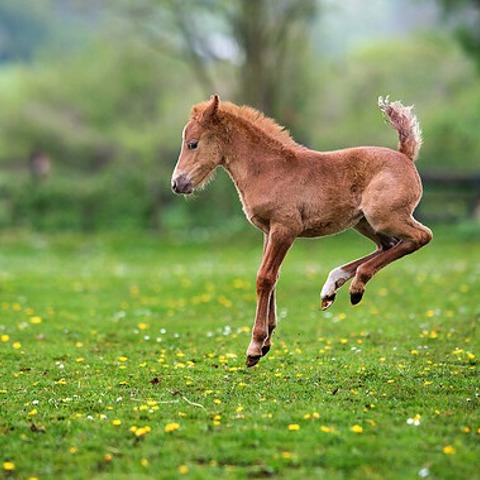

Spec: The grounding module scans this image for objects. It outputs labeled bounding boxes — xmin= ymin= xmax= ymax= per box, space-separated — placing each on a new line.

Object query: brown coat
xmin=172 ymin=95 xmax=432 ymax=367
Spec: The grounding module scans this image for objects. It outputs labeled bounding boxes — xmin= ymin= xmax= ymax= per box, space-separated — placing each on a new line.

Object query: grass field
xmin=1 ymin=228 xmax=479 ymax=479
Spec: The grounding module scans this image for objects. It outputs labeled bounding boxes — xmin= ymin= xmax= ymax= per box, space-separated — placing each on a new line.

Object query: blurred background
xmin=0 ymin=0 xmax=478 ymax=234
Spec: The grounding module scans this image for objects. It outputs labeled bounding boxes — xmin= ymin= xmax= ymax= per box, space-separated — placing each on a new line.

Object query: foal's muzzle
xmin=172 ymin=174 xmax=193 ymax=195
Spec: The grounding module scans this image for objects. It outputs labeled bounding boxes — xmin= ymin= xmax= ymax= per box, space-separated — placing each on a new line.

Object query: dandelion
xmin=112 ymin=419 xmax=122 ymax=426
xmin=131 ymin=425 xmax=151 ymax=438
xmin=288 ymin=424 xmax=300 ymax=431
xmin=13 ymin=342 xmax=22 ymax=349
xmin=3 ymin=462 xmax=15 ymax=471
xmin=351 ymin=425 xmax=363 ymax=433
xmin=442 ymin=445 xmax=456 ymax=455
xmin=179 ymin=465 xmax=189 ymax=475
xmin=320 ymin=425 xmax=335 ymax=433
xmin=165 ymin=422 xmax=180 ymax=433
xmin=141 ymin=458 xmax=149 ymax=467
xmin=30 ymin=316 xmax=42 ymax=324
xmin=118 ymin=356 xmax=128 ymax=362
xmin=1 ymin=334 xmax=10 ymax=342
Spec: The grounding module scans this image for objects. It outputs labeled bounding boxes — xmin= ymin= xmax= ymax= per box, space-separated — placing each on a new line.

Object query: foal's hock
xmin=171 ymin=95 xmax=432 ymax=367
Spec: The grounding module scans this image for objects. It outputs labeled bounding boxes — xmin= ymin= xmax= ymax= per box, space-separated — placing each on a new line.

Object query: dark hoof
xmin=261 ymin=345 xmax=271 ymax=356
xmin=350 ymin=291 xmax=364 ymax=305
xmin=321 ymin=293 xmax=336 ymax=310
xmin=246 ymin=355 xmax=261 ymax=368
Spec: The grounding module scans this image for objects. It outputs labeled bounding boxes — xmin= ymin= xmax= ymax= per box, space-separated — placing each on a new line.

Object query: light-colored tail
xmin=378 ymin=96 xmax=422 ymax=162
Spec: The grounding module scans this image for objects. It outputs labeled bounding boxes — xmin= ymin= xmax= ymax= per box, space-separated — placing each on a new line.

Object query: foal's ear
xmin=203 ymin=94 xmax=220 ymax=122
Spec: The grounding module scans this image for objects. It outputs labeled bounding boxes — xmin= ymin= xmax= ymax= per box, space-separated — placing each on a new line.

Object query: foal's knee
xmin=256 ymin=272 xmax=277 ymax=294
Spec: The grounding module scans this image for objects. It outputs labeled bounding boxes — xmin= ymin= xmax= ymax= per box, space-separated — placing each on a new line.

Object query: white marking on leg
xmin=321 ymin=267 xmax=349 ymax=298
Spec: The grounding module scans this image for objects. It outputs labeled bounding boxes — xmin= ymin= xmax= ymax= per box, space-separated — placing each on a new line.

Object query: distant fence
xmin=419 ymin=172 xmax=480 ymax=223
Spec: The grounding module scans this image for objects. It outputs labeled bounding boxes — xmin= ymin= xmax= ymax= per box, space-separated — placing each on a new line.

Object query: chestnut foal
xmin=171 ymin=95 xmax=432 ymax=367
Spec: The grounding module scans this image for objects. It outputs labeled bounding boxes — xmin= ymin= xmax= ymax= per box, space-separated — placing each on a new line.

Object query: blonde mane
xmin=192 ymin=100 xmax=300 ymax=150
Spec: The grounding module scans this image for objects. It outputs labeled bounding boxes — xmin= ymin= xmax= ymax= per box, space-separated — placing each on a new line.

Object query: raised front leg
xmin=261 ymin=289 xmax=277 ymax=357
xmin=246 ymin=228 xmax=294 ymax=367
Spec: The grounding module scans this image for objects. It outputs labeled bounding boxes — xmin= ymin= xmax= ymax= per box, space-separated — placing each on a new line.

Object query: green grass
xmin=1 ymin=229 xmax=479 ymax=480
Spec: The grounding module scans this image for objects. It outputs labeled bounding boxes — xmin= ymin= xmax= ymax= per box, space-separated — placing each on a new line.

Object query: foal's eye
xmin=187 ymin=141 xmax=199 ymax=150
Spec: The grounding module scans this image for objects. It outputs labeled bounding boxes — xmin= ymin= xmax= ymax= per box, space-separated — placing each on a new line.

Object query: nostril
xmin=172 ymin=179 xmax=178 ymax=192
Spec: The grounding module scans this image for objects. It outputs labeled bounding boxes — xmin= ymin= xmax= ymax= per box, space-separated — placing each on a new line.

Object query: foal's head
xmin=171 ymin=95 xmax=224 ymax=195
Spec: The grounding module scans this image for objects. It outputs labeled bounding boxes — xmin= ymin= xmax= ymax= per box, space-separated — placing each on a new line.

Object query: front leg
xmin=261 ymin=289 xmax=276 ymax=357
xmin=246 ymin=228 xmax=294 ymax=367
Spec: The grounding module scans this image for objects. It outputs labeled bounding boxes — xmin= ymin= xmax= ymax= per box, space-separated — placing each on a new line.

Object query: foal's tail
xmin=378 ymin=96 xmax=422 ymax=162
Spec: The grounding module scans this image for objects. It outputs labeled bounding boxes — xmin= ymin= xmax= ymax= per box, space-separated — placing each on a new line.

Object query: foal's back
xmin=270 ymin=145 xmax=422 ymax=239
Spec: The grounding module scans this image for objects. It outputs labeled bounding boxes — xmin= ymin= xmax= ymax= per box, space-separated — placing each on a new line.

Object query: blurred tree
xmin=0 ymin=1 xmax=51 ymax=62
xmin=114 ymin=0 xmax=317 ymax=120
xmin=436 ymin=0 xmax=480 ymax=70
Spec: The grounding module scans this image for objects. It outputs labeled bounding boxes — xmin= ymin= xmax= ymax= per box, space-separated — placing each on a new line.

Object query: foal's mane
xmin=192 ymin=100 xmax=300 ymax=150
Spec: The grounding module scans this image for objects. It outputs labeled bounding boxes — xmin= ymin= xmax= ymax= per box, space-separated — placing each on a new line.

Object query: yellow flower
xmin=1 ymin=334 xmax=10 ymax=342
xmin=320 ymin=425 xmax=335 ymax=433
xmin=118 ymin=356 xmax=128 ymax=362
xmin=13 ymin=342 xmax=22 ymax=350
xmin=442 ymin=445 xmax=456 ymax=455
xmin=112 ymin=419 xmax=122 ymax=426
xmin=132 ymin=426 xmax=151 ymax=438
xmin=288 ymin=424 xmax=300 ymax=431
xmin=138 ymin=323 xmax=149 ymax=330
xmin=178 ymin=465 xmax=189 ymax=475
xmin=30 ymin=316 xmax=42 ymax=324
xmin=3 ymin=462 xmax=15 ymax=471
xmin=165 ymin=422 xmax=180 ymax=433
xmin=351 ymin=425 xmax=363 ymax=433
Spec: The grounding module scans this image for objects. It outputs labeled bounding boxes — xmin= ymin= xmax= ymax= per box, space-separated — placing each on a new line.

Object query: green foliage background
xmin=0 ymin=1 xmax=479 ymax=232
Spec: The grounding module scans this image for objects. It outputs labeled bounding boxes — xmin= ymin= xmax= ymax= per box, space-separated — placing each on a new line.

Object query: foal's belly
xmin=300 ymin=215 xmax=361 ymax=238
xmin=299 ymin=206 xmax=363 ymax=238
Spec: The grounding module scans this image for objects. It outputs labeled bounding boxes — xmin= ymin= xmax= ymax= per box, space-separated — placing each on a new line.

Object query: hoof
xmin=246 ymin=355 xmax=261 ymax=368
xmin=350 ymin=291 xmax=364 ymax=305
xmin=261 ymin=345 xmax=271 ymax=356
xmin=321 ymin=293 xmax=336 ymax=310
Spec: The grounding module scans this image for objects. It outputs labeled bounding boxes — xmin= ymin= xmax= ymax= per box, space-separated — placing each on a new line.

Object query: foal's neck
xmin=221 ymin=121 xmax=294 ymax=191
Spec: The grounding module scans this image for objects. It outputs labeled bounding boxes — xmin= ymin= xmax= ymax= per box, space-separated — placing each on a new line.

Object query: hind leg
xmin=321 ymin=218 xmax=398 ymax=309
xmin=349 ymin=216 xmax=432 ymax=305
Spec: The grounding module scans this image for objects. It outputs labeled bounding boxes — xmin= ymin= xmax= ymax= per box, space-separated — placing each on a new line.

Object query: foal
xmin=171 ymin=95 xmax=432 ymax=367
